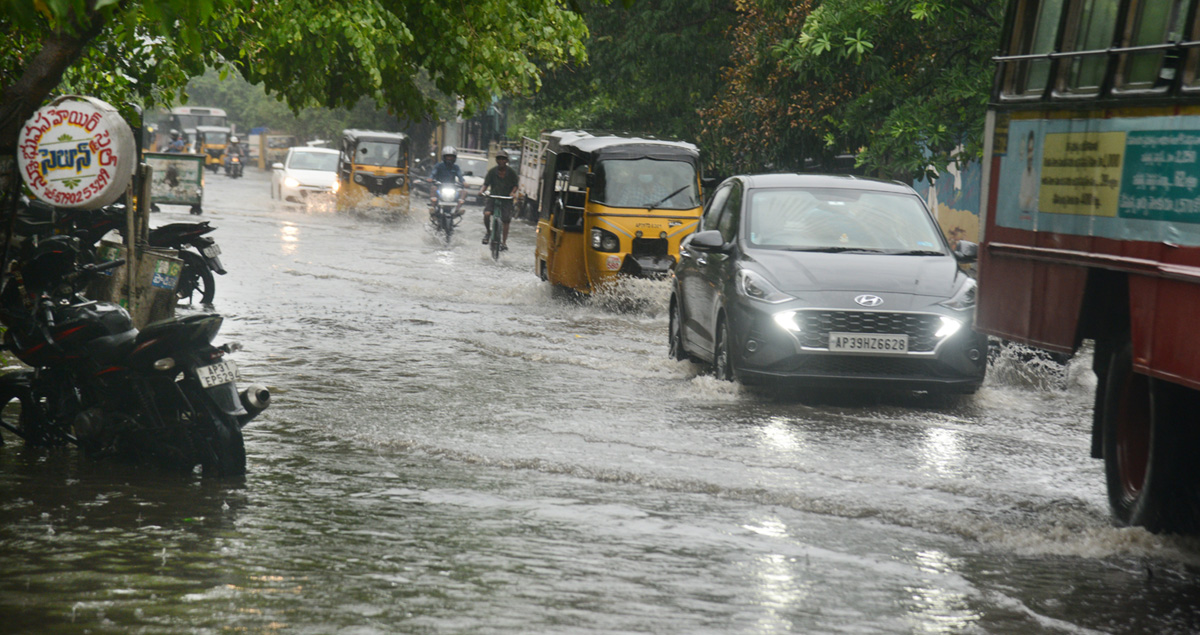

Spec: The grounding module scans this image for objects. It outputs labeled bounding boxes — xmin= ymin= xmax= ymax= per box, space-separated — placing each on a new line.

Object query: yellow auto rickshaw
xmin=194 ymin=125 xmax=231 ymax=172
xmin=532 ymin=130 xmax=703 ymax=294
xmin=336 ymin=129 xmax=411 ymax=214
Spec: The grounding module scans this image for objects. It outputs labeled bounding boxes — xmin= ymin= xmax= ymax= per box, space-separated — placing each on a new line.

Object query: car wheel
xmin=668 ymin=296 xmax=686 ymax=361
xmin=713 ymin=316 xmax=737 ymax=382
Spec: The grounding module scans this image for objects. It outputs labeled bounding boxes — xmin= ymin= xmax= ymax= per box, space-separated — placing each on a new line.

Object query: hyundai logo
xmin=854 ymin=294 xmax=884 ymax=307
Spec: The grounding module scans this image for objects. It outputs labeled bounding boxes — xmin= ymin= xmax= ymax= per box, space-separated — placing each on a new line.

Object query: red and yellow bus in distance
xmin=981 ymin=0 xmax=1200 ymax=532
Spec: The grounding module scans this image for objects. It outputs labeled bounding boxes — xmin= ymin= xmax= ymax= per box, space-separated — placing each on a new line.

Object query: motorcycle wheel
xmin=176 ymin=251 xmax=216 ymax=305
xmin=184 ymin=384 xmax=246 ymax=478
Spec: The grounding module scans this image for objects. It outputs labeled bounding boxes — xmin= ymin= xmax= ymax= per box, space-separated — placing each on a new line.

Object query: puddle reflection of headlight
xmin=935 ymin=316 xmax=962 ymax=338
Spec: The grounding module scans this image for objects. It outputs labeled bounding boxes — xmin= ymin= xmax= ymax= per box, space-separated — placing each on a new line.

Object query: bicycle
xmin=484 ymin=193 xmax=514 ymax=260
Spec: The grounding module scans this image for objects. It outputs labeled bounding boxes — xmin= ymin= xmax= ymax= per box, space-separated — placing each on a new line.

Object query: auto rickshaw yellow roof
xmin=342 ymin=129 xmax=409 ymax=145
xmin=547 ymin=129 xmax=699 ymax=162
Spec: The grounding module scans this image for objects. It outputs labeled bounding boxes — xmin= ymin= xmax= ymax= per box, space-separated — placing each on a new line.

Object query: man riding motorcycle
xmin=429 ymin=146 xmax=466 ymax=220
xmin=224 ymin=135 xmax=246 ymax=175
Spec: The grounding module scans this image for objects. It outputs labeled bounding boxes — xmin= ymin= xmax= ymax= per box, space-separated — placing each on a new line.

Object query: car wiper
xmin=888 ymin=250 xmax=945 ymax=256
xmin=781 ymin=246 xmax=885 ymax=253
xmin=647 ymin=185 xmax=690 ymax=211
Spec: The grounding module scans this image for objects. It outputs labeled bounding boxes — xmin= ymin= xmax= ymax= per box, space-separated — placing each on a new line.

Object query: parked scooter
xmin=0 ymin=234 xmax=269 ymax=476
xmin=429 ymin=180 xmax=464 ymax=244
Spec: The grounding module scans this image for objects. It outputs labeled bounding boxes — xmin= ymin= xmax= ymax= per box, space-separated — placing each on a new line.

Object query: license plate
xmin=202 ymin=244 xmax=221 ymax=258
xmin=196 ymin=359 xmax=238 ymax=388
xmin=828 ymin=332 xmax=908 ymax=354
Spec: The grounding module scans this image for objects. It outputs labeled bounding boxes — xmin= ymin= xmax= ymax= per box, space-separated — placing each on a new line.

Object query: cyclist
xmin=480 ymin=150 xmax=518 ymax=249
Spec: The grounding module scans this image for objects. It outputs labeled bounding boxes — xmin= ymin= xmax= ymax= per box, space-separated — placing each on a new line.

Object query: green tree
xmin=511 ymin=0 xmax=736 ymax=144
xmin=702 ymin=0 xmax=1003 ymax=179
xmin=0 ymin=0 xmax=588 ymax=152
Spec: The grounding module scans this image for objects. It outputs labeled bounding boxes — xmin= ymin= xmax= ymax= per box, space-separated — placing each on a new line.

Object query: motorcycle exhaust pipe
xmin=237 ymin=384 xmax=271 ymax=428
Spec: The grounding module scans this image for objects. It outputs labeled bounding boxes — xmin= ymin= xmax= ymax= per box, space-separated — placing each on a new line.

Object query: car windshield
xmin=289 ymin=151 xmax=339 ymax=172
xmin=592 ymin=159 xmax=699 ymax=210
xmin=356 ymin=141 xmax=405 ymax=167
xmin=746 ymin=188 xmax=946 ymax=253
xmin=458 ymin=157 xmax=487 ymax=177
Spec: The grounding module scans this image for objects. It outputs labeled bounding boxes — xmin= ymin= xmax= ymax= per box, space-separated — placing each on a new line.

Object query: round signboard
xmin=18 ymin=95 xmax=136 ymax=209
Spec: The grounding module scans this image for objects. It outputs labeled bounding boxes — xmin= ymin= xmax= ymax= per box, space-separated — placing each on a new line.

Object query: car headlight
xmin=284 ymin=177 xmax=300 ymax=188
xmin=773 ymin=310 xmax=802 ymax=332
xmin=935 ymin=316 xmax=962 ymax=338
xmin=331 ymin=180 xmax=340 ymax=193
xmin=736 ymin=269 xmax=793 ymax=303
xmin=590 ymin=228 xmax=620 ymax=252
xmin=940 ymin=277 xmax=977 ymax=311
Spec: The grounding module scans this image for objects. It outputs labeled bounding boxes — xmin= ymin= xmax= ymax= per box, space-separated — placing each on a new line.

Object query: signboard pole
xmin=124 ymin=181 xmax=136 ymax=314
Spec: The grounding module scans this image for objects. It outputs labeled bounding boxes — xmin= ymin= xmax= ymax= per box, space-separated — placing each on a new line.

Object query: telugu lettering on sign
xmin=17 ymin=96 xmax=134 ymax=209
xmin=1118 ymin=130 xmax=1200 ymax=224
xmin=1037 ymin=132 xmax=1126 ymax=217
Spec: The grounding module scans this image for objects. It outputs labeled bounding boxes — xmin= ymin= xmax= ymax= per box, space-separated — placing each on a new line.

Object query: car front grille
xmin=793 ymin=310 xmax=942 ymax=353
xmin=793 ymin=355 xmax=936 ymax=376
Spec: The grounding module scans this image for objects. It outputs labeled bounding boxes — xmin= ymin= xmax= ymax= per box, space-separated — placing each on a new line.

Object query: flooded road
xmin=3 ymin=168 xmax=1200 ymax=633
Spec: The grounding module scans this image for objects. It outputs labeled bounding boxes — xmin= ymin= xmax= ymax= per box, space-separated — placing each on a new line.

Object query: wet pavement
xmin=2 ymin=168 xmax=1199 ymax=633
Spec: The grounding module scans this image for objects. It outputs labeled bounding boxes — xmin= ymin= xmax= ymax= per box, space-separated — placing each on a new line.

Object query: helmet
xmin=230 ymin=136 xmax=239 ymax=143
xmin=441 ymin=146 xmax=457 ymax=158
xmin=170 ymin=129 xmax=180 ymax=140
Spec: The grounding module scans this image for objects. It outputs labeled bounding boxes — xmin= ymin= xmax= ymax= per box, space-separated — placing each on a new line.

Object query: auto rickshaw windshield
xmin=356 ymin=141 xmax=406 ymax=167
xmin=591 ymin=158 xmax=699 ymax=209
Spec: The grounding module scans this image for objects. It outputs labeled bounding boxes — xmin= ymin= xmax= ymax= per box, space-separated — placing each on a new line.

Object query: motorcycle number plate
xmin=202 ymin=244 xmax=221 ymax=258
xmin=197 ymin=359 xmax=238 ymax=388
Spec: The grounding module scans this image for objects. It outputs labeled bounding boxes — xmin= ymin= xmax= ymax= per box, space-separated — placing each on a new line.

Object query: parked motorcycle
xmin=429 ymin=181 xmax=464 ymax=244
xmin=12 ymin=200 xmax=226 ymax=305
xmin=149 ymin=221 xmax=226 ymax=305
xmin=0 ymin=235 xmax=269 ymax=476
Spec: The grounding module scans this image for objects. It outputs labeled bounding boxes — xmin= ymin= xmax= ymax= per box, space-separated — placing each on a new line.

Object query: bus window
xmin=1004 ymin=0 xmax=1066 ymax=97
xmin=1059 ymin=0 xmax=1120 ymax=95
xmin=1116 ymin=0 xmax=1188 ymax=92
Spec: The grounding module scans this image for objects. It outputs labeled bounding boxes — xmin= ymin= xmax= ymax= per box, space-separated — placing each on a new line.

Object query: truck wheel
xmin=1101 ymin=340 xmax=1200 ymax=533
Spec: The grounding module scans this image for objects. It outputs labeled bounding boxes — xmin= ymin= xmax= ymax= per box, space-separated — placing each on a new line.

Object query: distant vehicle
xmin=336 ymin=129 xmax=411 ymax=213
xmin=195 ymin=125 xmax=231 ymax=173
xmin=272 ymin=147 xmax=340 ymax=203
xmin=165 ymin=106 xmax=227 ymax=155
xmin=257 ymin=132 xmax=298 ymax=171
xmin=456 ymin=151 xmax=488 ymax=207
xmin=669 ymin=173 xmax=987 ymax=393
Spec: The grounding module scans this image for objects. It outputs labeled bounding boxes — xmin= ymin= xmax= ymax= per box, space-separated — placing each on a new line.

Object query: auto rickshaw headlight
xmin=590 ymin=228 xmax=620 ymax=253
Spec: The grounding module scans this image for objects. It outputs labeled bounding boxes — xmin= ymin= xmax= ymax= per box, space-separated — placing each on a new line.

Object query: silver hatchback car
xmin=670 ymin=174 xmax=987 ymax=394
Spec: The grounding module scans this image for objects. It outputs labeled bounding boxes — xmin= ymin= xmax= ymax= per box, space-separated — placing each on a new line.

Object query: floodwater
xmin=2 ymin=169 xmax=1199 ymax=634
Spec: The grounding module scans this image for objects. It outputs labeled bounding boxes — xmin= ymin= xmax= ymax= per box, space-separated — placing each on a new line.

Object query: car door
xmin=677 ymin=183 xmax=732 ymax=356
xmin=696 ymin=181 xmax=743 ymax=352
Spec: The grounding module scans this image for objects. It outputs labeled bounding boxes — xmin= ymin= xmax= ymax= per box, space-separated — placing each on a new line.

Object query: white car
xmin=456 ymin=152 xmax=488 ymax=207
xmin=271 ymin=147 xmax=341 ymax=203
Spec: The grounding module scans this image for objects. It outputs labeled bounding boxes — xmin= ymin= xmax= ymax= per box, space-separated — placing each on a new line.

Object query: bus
xmin=981 ymin=0 xmax=1200 ymax=532
xmin=163 ymin=106 xmax=228 ymax=152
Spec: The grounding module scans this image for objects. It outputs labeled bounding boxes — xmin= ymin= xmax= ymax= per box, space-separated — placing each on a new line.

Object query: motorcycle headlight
xmin=736 ymin=269 xmax=793 ymax=303
xmin=940 ymin=277 xmax=977 ymax=311
xmin=590 ymin=228 xmax=620 ymax=252
xmin=284 ymin=177 xmax=300 ymax=188
xmin=439 ymin=186 xmax=458 ymax=202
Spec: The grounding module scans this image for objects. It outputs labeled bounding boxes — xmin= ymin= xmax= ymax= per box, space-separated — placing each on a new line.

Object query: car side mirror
xmin=688 ymin=230 xmax=728 ymax=253
xmin=954 ymin=240 xmax=978 ymax=263
xmin=272 ymin=163 xmax=284 ymax=170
